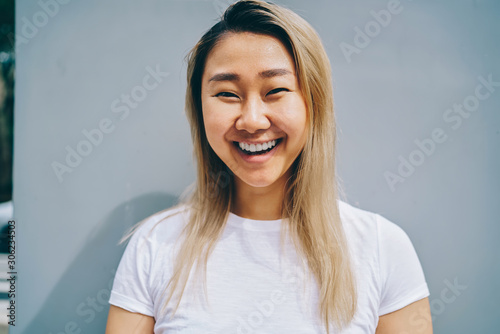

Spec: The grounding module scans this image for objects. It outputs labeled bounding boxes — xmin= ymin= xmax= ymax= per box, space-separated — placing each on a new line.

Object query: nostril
xmin=235 ymin=113 xmax=271 ymax=133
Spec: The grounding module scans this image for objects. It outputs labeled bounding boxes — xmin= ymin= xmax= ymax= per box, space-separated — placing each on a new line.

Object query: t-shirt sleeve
xmin=108 ymin=222 xmax=155 ymax=316
xmin=376 ymin=214 xmax=430 ymax=316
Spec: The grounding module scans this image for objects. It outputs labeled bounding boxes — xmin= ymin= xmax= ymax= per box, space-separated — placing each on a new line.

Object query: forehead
xmin=202 ymin=32 xmax=296 ymax=78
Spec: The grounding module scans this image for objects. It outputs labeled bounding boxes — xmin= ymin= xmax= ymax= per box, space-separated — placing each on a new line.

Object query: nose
xmin=235 ymin=97 xmax=271 ymax=133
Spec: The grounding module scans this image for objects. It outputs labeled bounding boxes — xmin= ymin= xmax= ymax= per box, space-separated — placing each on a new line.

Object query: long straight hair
xmin=121 ymin=1 xmax=357 ymax=332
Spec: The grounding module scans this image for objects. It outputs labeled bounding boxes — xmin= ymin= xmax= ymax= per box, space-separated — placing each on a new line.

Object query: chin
xmin=245 ymin=180 xmax=275 ymax=188
xmin=235 ymin=172 xmax=282 ymax=189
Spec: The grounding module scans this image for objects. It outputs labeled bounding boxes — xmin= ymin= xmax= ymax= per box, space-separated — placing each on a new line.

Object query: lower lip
xmin=234 ymin=140 xmax=282 ymax=164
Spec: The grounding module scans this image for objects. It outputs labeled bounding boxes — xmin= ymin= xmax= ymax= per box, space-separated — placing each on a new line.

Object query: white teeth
xmin=238 ymin=139 xmax=278 ymax=153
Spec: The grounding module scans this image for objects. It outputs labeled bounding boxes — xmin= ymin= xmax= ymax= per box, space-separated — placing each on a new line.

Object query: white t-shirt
xmin=109 ymin=200 xmax=429 ymax=333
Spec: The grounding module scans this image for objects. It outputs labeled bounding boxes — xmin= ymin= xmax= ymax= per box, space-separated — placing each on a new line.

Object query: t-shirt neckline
xmin=226 ymin=211 xmax=284 ymax=232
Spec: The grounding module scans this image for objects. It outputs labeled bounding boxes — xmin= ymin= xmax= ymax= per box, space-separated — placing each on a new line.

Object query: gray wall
xmin=13 ymin=0 xmax=499 ymax=333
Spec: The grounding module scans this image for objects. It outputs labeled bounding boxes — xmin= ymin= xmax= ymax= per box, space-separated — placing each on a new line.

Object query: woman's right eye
xmin=215 ymin=92 xmax=238 ymax=98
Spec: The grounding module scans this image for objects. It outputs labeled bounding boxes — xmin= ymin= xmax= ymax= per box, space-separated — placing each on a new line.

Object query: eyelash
xmin=268 ymin=87 xmax=289 ymax=95
xmin=215 ymin=88 xmax=289 ymax=98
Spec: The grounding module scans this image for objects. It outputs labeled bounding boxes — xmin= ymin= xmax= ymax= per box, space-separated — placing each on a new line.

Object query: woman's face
xmin=201 ymin=32 xmax=308 ymax=192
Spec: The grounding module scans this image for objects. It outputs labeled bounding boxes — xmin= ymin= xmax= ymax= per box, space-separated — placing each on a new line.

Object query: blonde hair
xmin=121 ymin=0 xmax=357 ymax=332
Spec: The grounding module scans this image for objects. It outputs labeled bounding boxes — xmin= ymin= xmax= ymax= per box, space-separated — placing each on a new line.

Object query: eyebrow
xmin=208 ymin=68 xmax=293 ymax=83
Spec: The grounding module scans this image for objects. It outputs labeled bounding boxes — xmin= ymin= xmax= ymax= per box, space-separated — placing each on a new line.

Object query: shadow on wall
xmin=23 ymin=192 xmax=178 ymax=334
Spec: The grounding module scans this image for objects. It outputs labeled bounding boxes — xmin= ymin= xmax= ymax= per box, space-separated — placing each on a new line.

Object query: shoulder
xmin=337 ymin=200 xmax=429 ymax=316
xmin=126 ymin=204 xmax=191 ymax=247
xmin=338 ymin=199 xmax=379 ymax=231
xmin=110 ymin=205 xmax=191 ymax=317
xmin=338 ymin=199 xmax=410 ymax=245
xmin=337 ymin=199 xmax=418 ymax=271
xmin=337 ymin=199 xmax=426 ymax=281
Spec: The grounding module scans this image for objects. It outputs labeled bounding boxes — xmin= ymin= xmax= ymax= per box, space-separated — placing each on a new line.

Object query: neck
xmin=231 ymin=174 xmax=289 ymax=220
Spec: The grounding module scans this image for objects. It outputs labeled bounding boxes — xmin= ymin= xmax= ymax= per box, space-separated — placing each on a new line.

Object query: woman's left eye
xmin=267 ymin=88 xmax=289 ymax=95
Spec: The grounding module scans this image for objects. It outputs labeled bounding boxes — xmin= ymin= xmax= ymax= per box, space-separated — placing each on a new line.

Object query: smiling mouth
xmin=234 ymin=138 xmax=283 ymax=155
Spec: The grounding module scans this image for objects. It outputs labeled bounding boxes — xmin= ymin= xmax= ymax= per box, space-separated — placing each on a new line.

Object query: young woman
xmin=106 ymin=1 xmax=432 ymax=333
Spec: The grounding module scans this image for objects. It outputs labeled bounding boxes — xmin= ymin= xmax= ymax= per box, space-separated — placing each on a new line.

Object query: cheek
xmin=202 ymin=102 xmax=231 ymax=150
xmin=279 ymin=98 xmax=308 ymax=145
